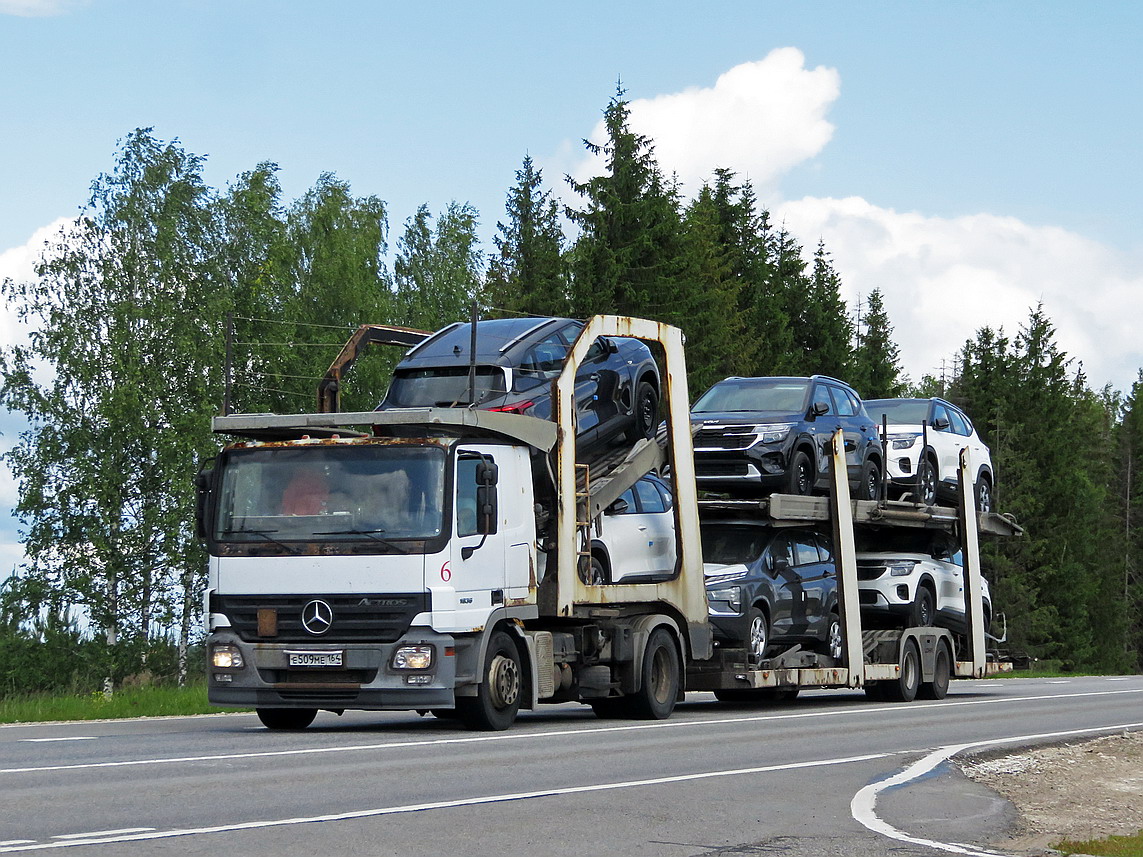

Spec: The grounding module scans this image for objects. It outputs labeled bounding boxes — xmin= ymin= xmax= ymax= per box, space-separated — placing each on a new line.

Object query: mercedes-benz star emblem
xmin=301 ymin=599 xmax=333 ymax=636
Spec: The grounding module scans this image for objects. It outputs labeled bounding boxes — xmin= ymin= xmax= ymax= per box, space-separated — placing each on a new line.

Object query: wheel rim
xmin=918 ymin=591 xmax=933 ymax=625
xmin=793 ymin=458 xmax=811 ymax=494
xmin=828 ymin=619 xmax=843 ymax=660
xmin=866 ymin=465 xmax=880 ymax=500
xmin=638 ymin=388 xmax=656 ymax=437
xmin=920 ymin=462 xmax=936 ymax=505
xmin=748 ymin=615 xmax=768 ymax=659
xmin=977 ymin=480 xmax=992 ymax=512
xmin=903 ymin=646 xmax=918 ymax=689
xmin=488 ymin=653 xmax=520 ymax=710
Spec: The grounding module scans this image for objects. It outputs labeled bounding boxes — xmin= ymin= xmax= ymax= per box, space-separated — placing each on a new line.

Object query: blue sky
xmin=1 ymin=0 xmax=1142 ymax=566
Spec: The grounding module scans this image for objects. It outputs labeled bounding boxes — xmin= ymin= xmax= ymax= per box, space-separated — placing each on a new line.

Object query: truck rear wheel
xmin=918 ymin=641 xmax=952 ymax=700
xmin=885 ymin=638 xmax=921 ymax=703
xmin=256 ymin=707 xmax=317 ymax=730
xmin=628 ymin=627 xmax=680 ymax=720
xmin=456 ymin=631 xmax=522 ymax=731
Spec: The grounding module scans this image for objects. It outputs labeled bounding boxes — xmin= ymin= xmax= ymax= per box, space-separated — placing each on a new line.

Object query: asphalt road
xmin=2 ymin=675 xmax=1141 ymax=857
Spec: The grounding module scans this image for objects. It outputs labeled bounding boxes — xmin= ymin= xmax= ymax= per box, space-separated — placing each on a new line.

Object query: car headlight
xmin=887 ymin=433 xmax=919 ymax=450
xmin=756 ymin=424 xmax=793 ymax=444
xmin=210 ymin=644 xmax=244 ymax=669
xmin=707 ymin=585 xmax=743 ymax=613
xmin=888 ymin=561 xmax=917 ymax=577
xmin=392 ymin=645 xmax=434 ymax=670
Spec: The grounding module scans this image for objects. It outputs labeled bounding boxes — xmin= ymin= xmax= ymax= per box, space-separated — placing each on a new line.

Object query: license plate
xmin=287 ymin=651 xmax=344 ymax=668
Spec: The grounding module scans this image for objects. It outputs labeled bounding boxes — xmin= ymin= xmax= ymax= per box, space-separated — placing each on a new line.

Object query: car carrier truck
xmin=199 ymin=315 xmax=1017 ymax=730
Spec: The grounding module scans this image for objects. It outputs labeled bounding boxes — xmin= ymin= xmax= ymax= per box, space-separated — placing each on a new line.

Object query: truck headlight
xmin=392 ymin=645 xmax=434 ymax=670
xmin=211 ymin=644 xmax=244 ymax=669
xmin=707 ymin=585 xmax=742 ymax=613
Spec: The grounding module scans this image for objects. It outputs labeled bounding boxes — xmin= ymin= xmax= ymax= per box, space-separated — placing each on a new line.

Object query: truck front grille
xmin=212 ymin=593 xmax=430 ymax=643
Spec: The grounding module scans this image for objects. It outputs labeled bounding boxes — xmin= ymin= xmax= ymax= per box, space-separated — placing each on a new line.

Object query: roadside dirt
xmin=959 ymin=730 xmax=1143 ymax=854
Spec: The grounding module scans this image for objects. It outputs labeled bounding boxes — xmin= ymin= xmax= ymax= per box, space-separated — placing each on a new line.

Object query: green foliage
xmin=852 ymin=288 xmax=907 ymax=398
xmin=0 ymin=678 xmax=219 ymax=723
xmin=485 ymin=155 xmax=567 ymax=316
xmin=1056 ymin=831 xmax=1143 ymax=856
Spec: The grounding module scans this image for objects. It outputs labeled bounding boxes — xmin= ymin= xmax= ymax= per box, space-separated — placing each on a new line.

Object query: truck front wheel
xmin=457 ymin=631 xmax=522 ymax=731
xmin=629 ymin=627 xmax=680 ymax=720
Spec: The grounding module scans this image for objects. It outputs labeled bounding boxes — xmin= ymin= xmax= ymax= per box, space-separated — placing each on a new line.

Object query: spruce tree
xmin=486 ymin=155 xmax=567 ymax=317
xmin=852 ymin=288 xmax=906 ymax=397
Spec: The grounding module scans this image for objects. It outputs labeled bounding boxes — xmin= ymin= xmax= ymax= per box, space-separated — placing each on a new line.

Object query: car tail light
xmin=488 ymin=401 xmax=535 ymax=414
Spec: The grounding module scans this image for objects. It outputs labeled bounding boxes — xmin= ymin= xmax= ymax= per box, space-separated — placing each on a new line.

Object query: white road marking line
xmin=0 ymin=712 xmax=249 ymax=730
xmin=0 ymin=844 xmax=35 ymax=848
xmin=1106 ymin=677 xmax=1132 ymax=681
xmin=50 ymin=829 xmax=154 ymax=840
xmin=4 ymin=685 xmax=1140 ymax=776
xmin=850 ymin=720 xmax=1143 ymax=857
xmin=1047 ymin=680 xmax=1071 ymax=684
xmin=20 ymin=738 xmax=96 ymax=744
xmin=0 ymin=751 xmax=890 ymax=852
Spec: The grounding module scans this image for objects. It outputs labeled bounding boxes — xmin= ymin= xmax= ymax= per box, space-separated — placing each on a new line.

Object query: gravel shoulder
xmin=959 ymin=730 xmax=1143 ymax=854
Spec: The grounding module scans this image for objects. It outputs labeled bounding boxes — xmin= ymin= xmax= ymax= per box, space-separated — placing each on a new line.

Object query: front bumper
xmin=207 ymin=628 xmax=458 ymax=709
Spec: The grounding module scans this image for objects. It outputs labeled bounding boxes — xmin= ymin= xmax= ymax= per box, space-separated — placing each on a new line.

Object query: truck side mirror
xmin=476 ymin=485 xmax=498 ymax=535
xmin=476 ymin=459 xmax=498 ymax=487
xmin=194 ymin=460 xmax=216 ymax=539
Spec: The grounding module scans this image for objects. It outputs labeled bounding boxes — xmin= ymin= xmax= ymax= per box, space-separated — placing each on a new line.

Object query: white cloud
xmin=0 ymin=218 xmax=70 ymax=351
xmin=777 ymin=196 xmax=1143 ymax=392
xmin=565 ymin=48 xmax=839 ymax=195
xmin=0 ymin=0 xmax=86 ymax=16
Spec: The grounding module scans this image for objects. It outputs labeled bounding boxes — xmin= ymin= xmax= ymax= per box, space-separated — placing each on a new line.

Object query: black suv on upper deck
xmin=690 ymin=375 xmax=883 ymax=499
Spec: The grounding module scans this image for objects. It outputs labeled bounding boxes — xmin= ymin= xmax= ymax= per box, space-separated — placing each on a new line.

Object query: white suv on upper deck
xmin=864 ymin=397 xmax=995 ymax=512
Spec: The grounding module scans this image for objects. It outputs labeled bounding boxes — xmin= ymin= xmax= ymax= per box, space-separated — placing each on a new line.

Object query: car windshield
xmin=865 ymin=399 xmax=930 ymax=424
xmin=215 ymin=444 xmax=446 ymax=543
xmin=701 ymin=523 xmax=773 ymax=565
xmin=692 ymin=379 xmax=809 ymax=414
xmin=384 ymin=366 xmax=507 ymax=407
xmin=855 ymin=527 xmax=958 ymax=559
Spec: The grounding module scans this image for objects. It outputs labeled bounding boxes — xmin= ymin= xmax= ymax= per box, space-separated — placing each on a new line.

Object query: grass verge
xmin=0 ymin=682 xmax=243 ymax=723
xmin=1056 ymin=831 xmax=1143 ymax=856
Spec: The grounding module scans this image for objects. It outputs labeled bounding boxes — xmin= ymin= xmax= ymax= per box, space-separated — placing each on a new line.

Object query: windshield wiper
xmin=221 ymin=527 xmax=298 ymax=554
xmin=313 ymin=528 xmax=409 ymax=554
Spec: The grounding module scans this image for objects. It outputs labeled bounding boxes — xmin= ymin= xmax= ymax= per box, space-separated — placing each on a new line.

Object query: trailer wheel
xmin=256 ymin=707 xmax=316 ymax=730
xmin=885 ymin=638 xmax=921 ymax=703
xmin=456 ymin=631 xmax=522 ymax=731
xmin=629 ymin=627 xmax=680 ymax=720
xmin=919 ymin=641 xmax=952 ymax=700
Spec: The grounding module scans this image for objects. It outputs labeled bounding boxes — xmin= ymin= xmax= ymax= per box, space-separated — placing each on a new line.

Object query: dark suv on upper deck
xmin=690 ymin=375 xmax=883 ymax=499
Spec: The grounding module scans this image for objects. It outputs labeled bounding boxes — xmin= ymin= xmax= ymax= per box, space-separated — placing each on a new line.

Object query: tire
xmin=627 ymin=627 xmax=680 ymax=720
xmin=885 ymin=638 xmax=921 ymax=703
xmin=975 ymin=475 xmax=993 ymax=513
xmin=917 ymin=456 xmax=938 ymax=506
xmin=625 ymin=380 xmax=659 ymax=442
xmin=983 ymin=602 xmax=993 ymax=637
xmin=826 ymin=613 xmax=843 ymax=662
xmin=256 ymin=707 xmax=317 ymax=730
xmin=912 ymin=585 xmax=935 ymax=627
xmin=919 ymin=641 xmax=952 ymax=700
xmin=787 ymin=450 xmax=813 ymax=495
xmin=745 ymin=607 xmax=769 ymax=661
xmin=456 ymin=631 xmax=522 ymax=731
xmin=857 ymin=459 xmax=880 ymax=501
xmin=579 ymin=552 xmax=609 ymax=586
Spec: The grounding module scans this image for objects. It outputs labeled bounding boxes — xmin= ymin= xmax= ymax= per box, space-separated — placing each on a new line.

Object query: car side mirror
xmin=606 ymin=338 xmax=619 ymax=354
xmin=811 ymin=401 xmax=829 ymax=417
xmin=771 ymin=556 xmax=790 ymax=575
xmin=605 ymin=497 xmax=630 ymax=515
xmin=932 ymin=417 xmax=951 ymax=431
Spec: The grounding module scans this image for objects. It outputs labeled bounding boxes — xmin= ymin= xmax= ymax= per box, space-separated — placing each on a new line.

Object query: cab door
xmin=452 ymin=451 xmax=506 ymax=601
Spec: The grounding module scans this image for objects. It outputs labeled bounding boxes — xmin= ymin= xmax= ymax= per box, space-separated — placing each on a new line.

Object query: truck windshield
xmin=214 ymin=445 xmax=446 ymax=543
